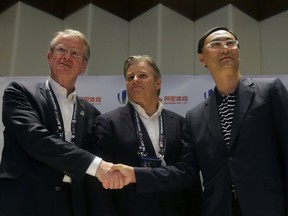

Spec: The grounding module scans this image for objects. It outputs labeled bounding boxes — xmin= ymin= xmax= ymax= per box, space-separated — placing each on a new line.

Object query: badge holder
xmin=141 ymin=156 xmax=162 ymax=168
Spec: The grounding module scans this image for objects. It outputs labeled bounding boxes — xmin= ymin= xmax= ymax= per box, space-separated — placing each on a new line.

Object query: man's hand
xmin=110 ymin=164 xmax=136 ymax=185
xmin=95 ymin=160 xmax=125 ymax=189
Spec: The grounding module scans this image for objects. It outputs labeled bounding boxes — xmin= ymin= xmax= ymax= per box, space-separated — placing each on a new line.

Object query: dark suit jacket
xmin=87 ymin=103 xmax=202 ymax=216
xmin=135 ymin=77 xmax=288 ymax=216
xmin=0 ymin=81 xmax=100 ymax=216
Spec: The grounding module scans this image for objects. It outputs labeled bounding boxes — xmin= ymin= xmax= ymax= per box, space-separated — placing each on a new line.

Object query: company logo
xmin=81 ymin=96 xmax=102 ymax=106
xmin=204 ymin=89 xmax=213 ymax=99
xmin=163 ymin=95 xmax=188 ymax=104
xmin=117 ymin=89 xmax=128 ymax=106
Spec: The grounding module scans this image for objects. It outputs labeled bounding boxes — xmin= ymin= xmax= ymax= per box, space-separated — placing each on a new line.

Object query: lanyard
xmin=45 ymin=80 xmax=77 ymax=143
xmin=134 ymin=110 xmax=165 ymax=158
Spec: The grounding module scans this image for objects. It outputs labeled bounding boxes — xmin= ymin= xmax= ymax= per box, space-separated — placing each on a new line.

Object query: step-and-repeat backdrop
xmin=1 ymin=74 xmax=288 ymax=159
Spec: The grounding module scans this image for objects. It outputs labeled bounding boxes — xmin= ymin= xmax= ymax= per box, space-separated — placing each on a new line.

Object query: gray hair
xmin=123 ymin=55 xmax=161 ymax=79
xmin=49 ymin=29 xmax=90 ymax=61
xmin=123 ymin=55 xmax=161 ymax=95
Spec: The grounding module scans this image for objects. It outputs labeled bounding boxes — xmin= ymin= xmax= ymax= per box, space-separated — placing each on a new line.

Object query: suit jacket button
xmin=55 ymin=186 xmax=60 ymax=191
xmin=228 ymin=156 xmax=233 ymax=161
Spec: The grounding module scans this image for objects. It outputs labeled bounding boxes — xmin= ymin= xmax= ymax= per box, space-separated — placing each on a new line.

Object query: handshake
xmin=95 ymin=160 xmax=136 ymax=189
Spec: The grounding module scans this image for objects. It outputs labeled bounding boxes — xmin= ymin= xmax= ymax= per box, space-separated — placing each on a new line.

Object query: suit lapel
xmin=162 ymin=110 xmax=175 ymax=160
xmin=40 ymin=82 xmax=58 ymax=131
xmin=229 ymin=77 xmax=254 ymax=150
xmin=120 ymin=104 xmax=138 ymax=135
xmin=40 ymin=82 xmax=54 ymax=113
xmin=40 ymin=82 xmax=48 ymax=101
xmin=41 ymin=82 xmax=88 ymax=147
xmin=121 ymin=103 xmax=157 ymax=157
xmin=203 ymin=93 xmax=228 ymax=152
xmin=74 ymin=97 xmax=86 ymax=147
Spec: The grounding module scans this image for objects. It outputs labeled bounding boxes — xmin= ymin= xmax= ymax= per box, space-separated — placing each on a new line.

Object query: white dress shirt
xmin=130 ymin=101 xmax=163 ymax=157
xmin=48 ymin=78 xmax=101 ymax=182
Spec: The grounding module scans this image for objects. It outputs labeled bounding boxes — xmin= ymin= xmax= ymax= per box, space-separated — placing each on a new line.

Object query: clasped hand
xmin=95 ymin=161 xmax=136 ymax=189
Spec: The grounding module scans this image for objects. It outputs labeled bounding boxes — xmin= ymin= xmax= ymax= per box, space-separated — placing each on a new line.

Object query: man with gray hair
xmin=0 ymin=29 xmax=123 ymax=216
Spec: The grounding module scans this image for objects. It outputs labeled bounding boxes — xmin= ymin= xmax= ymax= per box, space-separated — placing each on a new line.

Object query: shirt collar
xmin=48 ymin=77 xmax=76 ymax=103
xmin=130 ymin=101 xmax=163 ymax=119
xmin=214 ymin=87 xmax=237 ymax=106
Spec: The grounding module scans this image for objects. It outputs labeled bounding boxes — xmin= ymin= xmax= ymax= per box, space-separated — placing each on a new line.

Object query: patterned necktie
xmin=218 ymin=94 xmax=236 ymax=149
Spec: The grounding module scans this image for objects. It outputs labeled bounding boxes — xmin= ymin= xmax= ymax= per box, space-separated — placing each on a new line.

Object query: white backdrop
xmin=1 ymin=74 xmax=288 ymax=159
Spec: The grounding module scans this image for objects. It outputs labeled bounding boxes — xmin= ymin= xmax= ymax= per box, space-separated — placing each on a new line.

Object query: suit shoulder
xmin=97 ymin=106 xmax=126 ymax=119
xmin=5 ymin=80 xmax=41 ymax=90
xmin=4 ymin=81 xmax=44 ymax=97
xmin=244 ymin=76 xmax=285 ymax=92
xmin=245 ymin=76 xmax=281 ymax=86
xmin=186 ymin=99 xmax=207 ymax=116
xmin=162 ymin=109 xmax=184 ymax=120
xmin=77 ymin=97 xmax=101 ymax=115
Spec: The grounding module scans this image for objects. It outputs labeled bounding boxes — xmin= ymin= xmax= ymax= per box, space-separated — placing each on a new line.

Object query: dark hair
xmin=197 ymin=26 xmax=238 ymax=54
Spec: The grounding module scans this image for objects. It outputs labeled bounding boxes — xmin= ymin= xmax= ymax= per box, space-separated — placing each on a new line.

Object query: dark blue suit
xmin=87 ymin=103 xmax=202 ymax=216
xmin=135 ymin=77 xmax=288 ymax=216
xmin=0 ymin=81 xmax=100 ymax=216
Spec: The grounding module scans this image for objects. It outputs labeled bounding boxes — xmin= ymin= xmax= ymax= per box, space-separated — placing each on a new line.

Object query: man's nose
xmin=63 ymin=50 xmax=72 ymax=59
xmin=221 ymin=44 xmax=230 ymax=53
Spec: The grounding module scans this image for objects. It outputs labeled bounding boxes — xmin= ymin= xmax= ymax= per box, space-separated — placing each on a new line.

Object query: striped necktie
xmin=218 ymin=94 xmax=236 ymax=149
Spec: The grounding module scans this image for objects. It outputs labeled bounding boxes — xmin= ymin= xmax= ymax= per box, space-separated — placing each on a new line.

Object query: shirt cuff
xmin=86 ymin=156 xmax=102 ymax=176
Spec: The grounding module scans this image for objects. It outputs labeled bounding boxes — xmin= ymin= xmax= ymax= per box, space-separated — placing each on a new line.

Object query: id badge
xmin=141 ymin=156 xmax=162 ymax=168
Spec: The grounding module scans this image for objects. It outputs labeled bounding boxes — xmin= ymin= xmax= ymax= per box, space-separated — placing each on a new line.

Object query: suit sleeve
xmin=135 ymin=114 xmax=199 ymax=193
xmin=86 ymin=114 xmax=117 ymax=215
xmin=2 ymin=81 xmax=96 ymax=177
xmin=271 ymin=78 xmax=288 ymax=186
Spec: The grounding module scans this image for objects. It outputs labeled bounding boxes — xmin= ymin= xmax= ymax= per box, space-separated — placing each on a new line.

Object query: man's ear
xmin=47 ymin=51 xmax=52 ymax=65
xmin=80 ymin=60 xmax=88 ymax=74
xmin=198 ymin=54 xmax=205 ymax=66
xmin=156 ymin=79 xmax=161 ymax=89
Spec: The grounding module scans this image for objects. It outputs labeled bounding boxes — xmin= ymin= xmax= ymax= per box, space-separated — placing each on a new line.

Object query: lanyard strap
xmin=45 ymin=80 xmax=77 ymax=143
xmin=134 ymin=110 xmax=165 ymax=158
